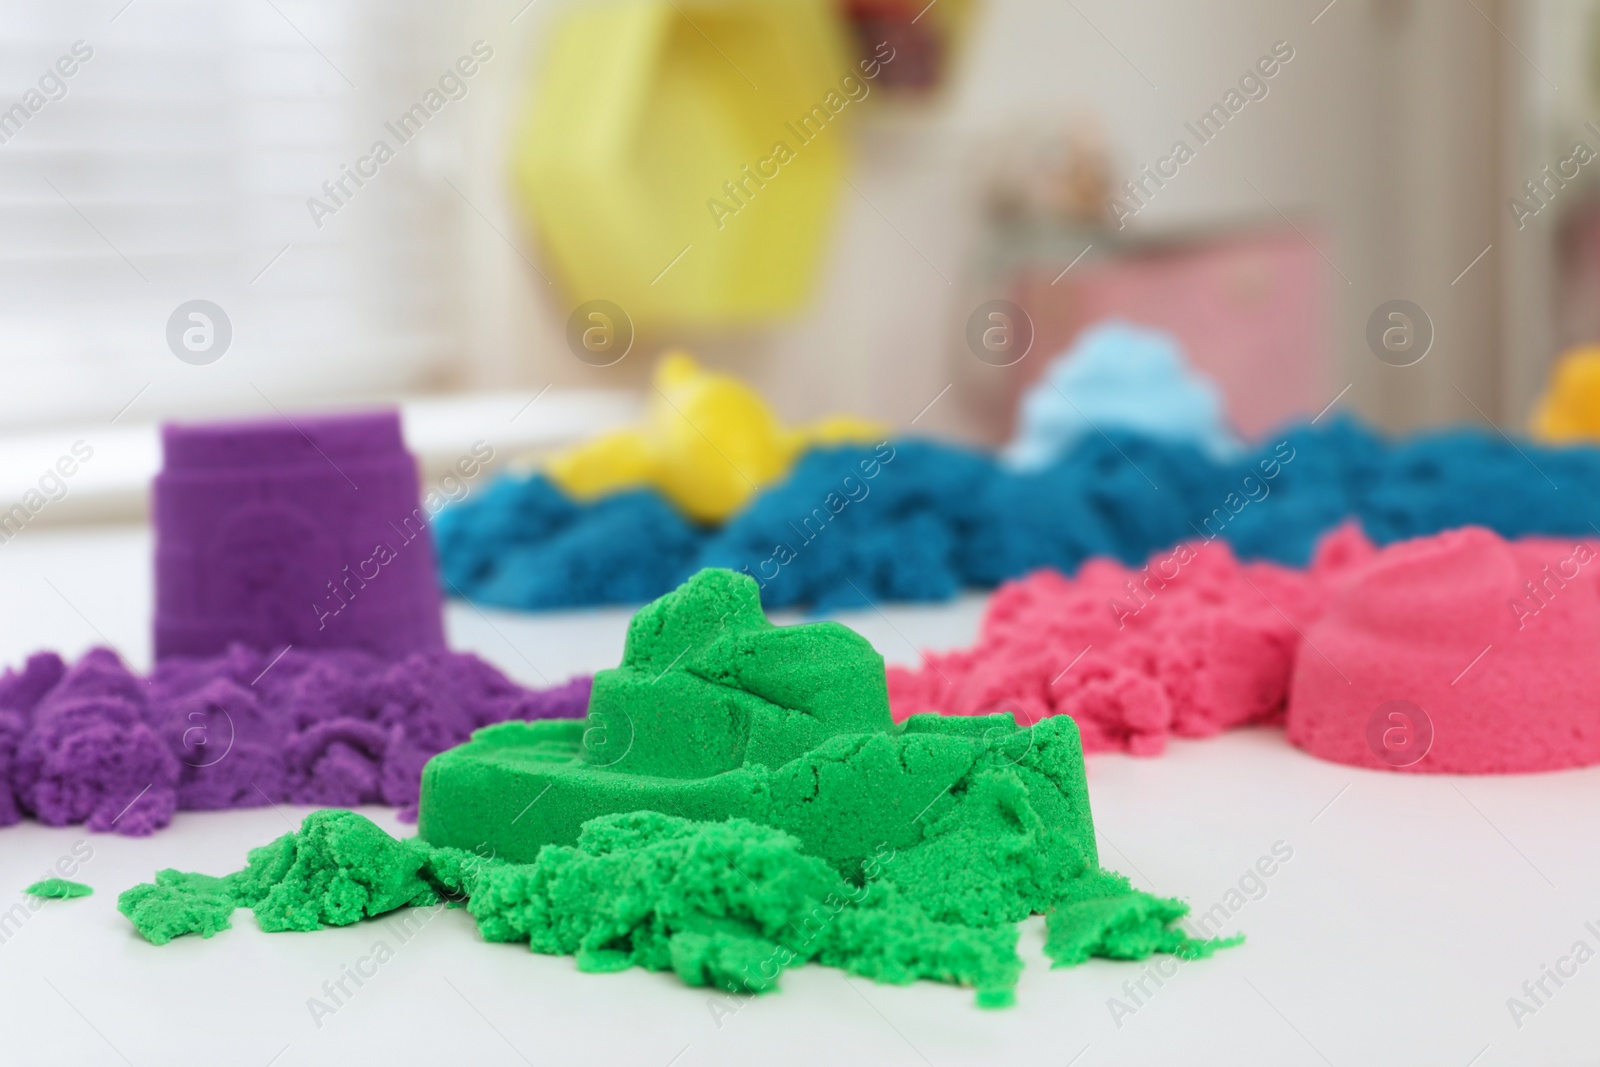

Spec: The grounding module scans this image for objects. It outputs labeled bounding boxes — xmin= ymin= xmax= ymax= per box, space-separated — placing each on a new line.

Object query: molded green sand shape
xmin=120 ymin=569 xmax=1237 ymax=1005
xmin=416 ymin=569 xmax=1236 ymax=995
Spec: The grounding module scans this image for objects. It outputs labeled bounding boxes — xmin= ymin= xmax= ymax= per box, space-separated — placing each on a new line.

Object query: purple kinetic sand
xmin=0 ymin=645 xmax=590 ymax=836
xmin=153 ymin=410 xmax=446 ymax=659
xmin=0 ymin=407 xmax=591 ymax=837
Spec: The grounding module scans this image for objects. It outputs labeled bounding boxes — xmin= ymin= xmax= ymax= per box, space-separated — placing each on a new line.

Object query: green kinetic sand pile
xmin=119 ymin=570 xmax=1235 ymax=1005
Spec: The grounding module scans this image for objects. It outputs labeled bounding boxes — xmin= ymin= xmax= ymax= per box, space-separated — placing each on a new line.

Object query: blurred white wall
xmin=456 ymin=0 xmax=1535 ymax=439
xmin=0 ymin=0 xmax=1550 ymax=441
xmin=0 ymin=0 xmax=471 ymax=430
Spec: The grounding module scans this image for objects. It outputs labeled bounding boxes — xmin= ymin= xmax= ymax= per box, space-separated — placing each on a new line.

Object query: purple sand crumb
xmin=0 ymin=646 xmax=590 ymax=837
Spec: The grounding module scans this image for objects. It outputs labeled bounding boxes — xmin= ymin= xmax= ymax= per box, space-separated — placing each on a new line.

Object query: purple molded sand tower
xmin=154 ymin=410 xmax=446 ymax=659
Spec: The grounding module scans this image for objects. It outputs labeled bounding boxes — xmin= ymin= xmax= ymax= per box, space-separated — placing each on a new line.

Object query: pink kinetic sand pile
xmin=1288 ymin=526 xmax=1600 ymax=773
xmin=889 ymin=524 xmax=1600 ymax=773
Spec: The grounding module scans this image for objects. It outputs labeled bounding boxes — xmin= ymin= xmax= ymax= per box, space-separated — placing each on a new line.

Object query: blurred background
xmin=0 ymin=0 xmax=1595 ymax=521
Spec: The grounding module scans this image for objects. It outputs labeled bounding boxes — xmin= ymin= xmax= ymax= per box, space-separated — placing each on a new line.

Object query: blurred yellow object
xmin=513 ymin=0 xmax=855 ymax=328
xmin=546 ymin=351 xmax=886 ymax=523
xmin=1531 ymin=346 xmax=1600 ymax=443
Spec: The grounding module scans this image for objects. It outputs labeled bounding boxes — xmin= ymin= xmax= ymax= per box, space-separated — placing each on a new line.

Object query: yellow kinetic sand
xmin=546 ymin=352 xmax=885 ymax=523
xmin=1532 ymin=347 xmax=1600 ymax=443
xmin=513 ymin=0 xmax=856 ymax=327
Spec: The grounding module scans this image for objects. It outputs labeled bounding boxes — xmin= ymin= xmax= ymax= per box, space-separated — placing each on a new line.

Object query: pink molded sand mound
xmin=1287 ymin=526 xmax=1600 ymax=773
xmin=891 ymin=524 xmax=1600 ymax=774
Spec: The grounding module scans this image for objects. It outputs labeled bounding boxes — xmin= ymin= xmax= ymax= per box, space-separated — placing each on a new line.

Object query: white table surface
xmin=1 ymin=525 xmax=1596 ymax=1067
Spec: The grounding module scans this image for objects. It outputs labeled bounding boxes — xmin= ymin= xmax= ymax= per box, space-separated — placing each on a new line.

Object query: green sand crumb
xmin=117 ymin=810 xmax=448 ymax=945
xmin=1043 ymin=876 xmax=1241 ymax=966
xmin=24 ymin=878 xmax=92 ymax=900
xmin=468 ymin=811 xmax=1022 ymax=1003
xmin=119 ymin=570 xmax=1238 ymax=1005
xmin=121 ymin=807 xmax=1231 ymax=1006
xmin=229 ymin=808 xmax=438 ymax=932
xmin=117 ymin=809 xmax=1027 ymax=1001
xmin=118 ymin=870 xmax=237 ymax=945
